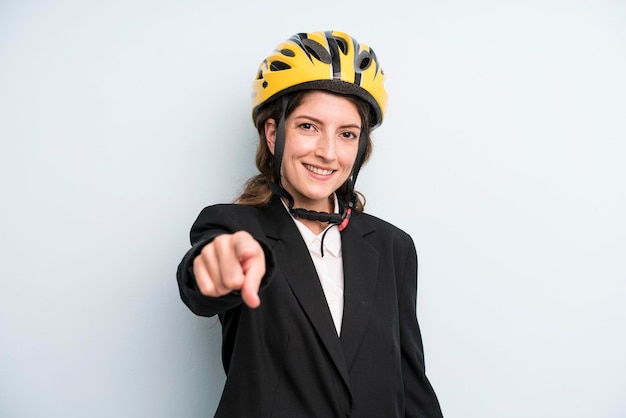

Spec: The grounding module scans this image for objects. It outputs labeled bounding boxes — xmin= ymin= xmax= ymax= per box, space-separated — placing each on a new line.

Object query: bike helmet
xmin=251 ymin=30 xmax=388 ymax=232
xmin=252 ymin=30 xmax=387 ymax=128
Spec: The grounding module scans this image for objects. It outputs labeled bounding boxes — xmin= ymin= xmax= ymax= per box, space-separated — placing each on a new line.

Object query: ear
xmin=264 ymin=118 xmax=277 ymax=155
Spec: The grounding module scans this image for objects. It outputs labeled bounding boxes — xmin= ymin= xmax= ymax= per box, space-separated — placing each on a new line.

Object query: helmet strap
xmin=350 ymin=129 xmax=369 ymax=189
xmin=272 ymin=96 xmax=289 ymax=183
xmin=267 ymin=96 xmax=368 ymax=232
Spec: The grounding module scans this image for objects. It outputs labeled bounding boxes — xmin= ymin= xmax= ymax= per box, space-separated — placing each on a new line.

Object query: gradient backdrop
xmin=1 ymin=0 xmax=625 ymax=416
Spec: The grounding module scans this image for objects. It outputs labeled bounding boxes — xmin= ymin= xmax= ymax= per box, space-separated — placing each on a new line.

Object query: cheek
xmin=338 ymin=144 xmax=359 ymax=168
xmin=286 ymin=139 xmax=320 ymax=162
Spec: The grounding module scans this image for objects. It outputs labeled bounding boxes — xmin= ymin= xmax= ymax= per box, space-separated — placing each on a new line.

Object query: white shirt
xmin=285 ymin=198 xmax=345 ymax=336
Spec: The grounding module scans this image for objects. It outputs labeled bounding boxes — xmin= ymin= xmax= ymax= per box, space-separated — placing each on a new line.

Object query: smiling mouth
xmin=304 ymin=164 xmax=334 ymax=176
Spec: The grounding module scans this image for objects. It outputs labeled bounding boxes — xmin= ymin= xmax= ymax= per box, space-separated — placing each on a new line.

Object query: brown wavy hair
xmin=236 ymin=90 xmax=373 ymax=211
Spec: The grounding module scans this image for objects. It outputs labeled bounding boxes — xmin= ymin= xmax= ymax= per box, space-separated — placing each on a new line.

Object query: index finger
xmin=232 ymin=232 xmax=265 ymax=308
xmin=240 ymin=254 xmax=265 ymax=308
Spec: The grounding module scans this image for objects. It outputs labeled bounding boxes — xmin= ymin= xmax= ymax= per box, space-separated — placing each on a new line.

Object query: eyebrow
xmin=293 ymin=114 xmax=362 ymax=131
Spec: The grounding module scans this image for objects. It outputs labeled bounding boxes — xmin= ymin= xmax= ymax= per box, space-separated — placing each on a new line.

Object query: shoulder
xmin=196 ymin=203 xmax=263 ymax=218
xmin=193 ymin=203 xmax=261 ymax=226
xmin=190 ymin=203 xmax=275 ymax=243
xmin=356 ymin=210 xmax=413 ymax=238
xmin=348 ymin=211 xmax=419 ymax=276
xmin=353 ymin=210 xmax=415 ymax=248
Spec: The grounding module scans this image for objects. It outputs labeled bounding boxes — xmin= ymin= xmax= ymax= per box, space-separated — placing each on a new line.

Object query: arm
xmin=399 ymin=238 xmax=443 ymax=417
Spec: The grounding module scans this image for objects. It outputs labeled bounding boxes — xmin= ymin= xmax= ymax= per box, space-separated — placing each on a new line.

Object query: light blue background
xmin=1 ymin=0 xmax=625 ymax=417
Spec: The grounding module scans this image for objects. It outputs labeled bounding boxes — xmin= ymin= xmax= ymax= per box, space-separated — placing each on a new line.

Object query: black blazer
xmin=177 ymin=196 xmax=443 ymax=418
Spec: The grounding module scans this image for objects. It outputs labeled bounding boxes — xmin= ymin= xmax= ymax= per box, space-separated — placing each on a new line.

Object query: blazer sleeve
xmin=399 ymin=237 xmax=444 ymax=417
xmin=176 ymin=204 xmax=276 ymax=318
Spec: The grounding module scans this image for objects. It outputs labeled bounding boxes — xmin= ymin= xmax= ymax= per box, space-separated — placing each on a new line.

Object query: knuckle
xmin=212 ymin=234 xmax=231 ymax=249
xmin=233 ymin=230 xmax=250 ymax=239
xmin=211 ymin=280 xmax=228 ymax=296
xmin=196 ymin=279 xmax=213 ymax=296
xmin=194 ymin=273 xmax=215 ymax=296
xmin=223 ymin=273 xmax=244 ymax=290
xmin=199 ymin=243 xmax=214 ymax=260
xmin=193 ymin=255 xmax=219 ymax=297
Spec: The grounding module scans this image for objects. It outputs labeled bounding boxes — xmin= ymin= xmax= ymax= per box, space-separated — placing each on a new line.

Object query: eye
xmin=341 ymin=131 xmax=358 ymax=140
xmin=299 ymin=123 xmax=314 ymax=131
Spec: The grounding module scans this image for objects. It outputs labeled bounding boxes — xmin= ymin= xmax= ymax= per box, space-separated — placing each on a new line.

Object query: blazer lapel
xmin=339 ymin=214 xmax=380 ymax=371
xmin=262 ymin=198 xmax=351 ymax=387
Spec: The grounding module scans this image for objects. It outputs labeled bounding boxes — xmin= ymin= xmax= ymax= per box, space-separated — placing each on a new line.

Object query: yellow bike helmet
xmin=252 ymin=30 xmax=387 ymax=231
xmin=251 ymin=30 xmax=387 ymax=128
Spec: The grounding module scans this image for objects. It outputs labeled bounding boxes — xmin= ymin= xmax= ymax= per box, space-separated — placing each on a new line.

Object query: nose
xmin=315 ymin=132 xmax=336 ymax=161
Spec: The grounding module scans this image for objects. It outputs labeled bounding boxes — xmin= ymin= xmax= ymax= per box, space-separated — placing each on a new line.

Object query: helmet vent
xmin=269 ymin=61 xmax=291 ymax=71
xmin=334 ymin=37 xmax=348 ymax=54
xmin=301 ymin=39 xmax=332 ymax=64
xmin=280 ymin=48 xmax=295 ymax=57
xmin=356 ymin=51 xmax=372 ymax=71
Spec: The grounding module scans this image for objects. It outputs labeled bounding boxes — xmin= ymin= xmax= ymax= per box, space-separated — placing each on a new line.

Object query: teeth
xmin=305 ymin=164 xmax=333 ymax=175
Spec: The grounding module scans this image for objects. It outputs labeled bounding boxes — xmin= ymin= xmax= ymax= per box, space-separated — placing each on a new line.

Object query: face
xmin=265 ymin=91 xmax=361 ymax=213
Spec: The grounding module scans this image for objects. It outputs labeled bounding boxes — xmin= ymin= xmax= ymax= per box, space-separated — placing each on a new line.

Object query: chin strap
xmin=268 ymin=178 xmax=354 ymax=257
xmin=267 ymin=180 xmax=355 ymax=232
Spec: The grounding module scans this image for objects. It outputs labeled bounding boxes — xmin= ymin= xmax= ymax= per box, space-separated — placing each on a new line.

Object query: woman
xmin=177 ymin=30 xmax=443 ymax=417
